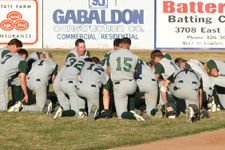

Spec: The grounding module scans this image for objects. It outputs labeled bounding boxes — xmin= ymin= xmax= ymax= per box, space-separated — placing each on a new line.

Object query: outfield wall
xmin=1 ymin=0 xmax=225 ymax=49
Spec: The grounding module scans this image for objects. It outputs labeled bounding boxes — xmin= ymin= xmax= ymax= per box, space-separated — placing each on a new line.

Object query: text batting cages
xmin=0 ymin=0 xmax=42 ymax=48
xmin=155 ymin=0 xmax=225 ymax=49
xmin=43 ymin=0 xmax=154 ymax=49
xmin=2 ymin=0 xmax=225 ymax=49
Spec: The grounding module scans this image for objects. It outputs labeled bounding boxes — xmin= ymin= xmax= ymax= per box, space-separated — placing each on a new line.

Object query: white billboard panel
xmin=155 ymin=0 xmax=225 ymax=49
xmin=0 ymin=0 xmax=42 ymax=48
xmin=43 ymin=0 xmax=154 ymax=49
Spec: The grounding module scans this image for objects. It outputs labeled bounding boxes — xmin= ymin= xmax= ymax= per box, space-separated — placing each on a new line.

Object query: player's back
xmin=139 ymin=60 xmax=156 ymax=80
xmin=61 ymin=57 xmax=85 ymax=81
xmin=0 ymin=52 xmax=24 ymax=79
xmin=158 ymin=58 xmax=179 ymax=80
xmin=210 ymin=59 xmax=225 ymax=75
xmin=109 ymin=48 xmax=138 ymax=82
xmin=28 ymin=58 xmax=57 ymax=81
xmin=80 ymin=62 xmax=109 ymax=87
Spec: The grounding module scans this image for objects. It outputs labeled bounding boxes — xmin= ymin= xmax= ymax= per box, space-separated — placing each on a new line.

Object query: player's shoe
xmin=8 ymin=101 xmax=23 ymax=112
xmin=51 ymin=106 xmax=63 ymax=119
xmin=200 ymin=109 xmax=209 ymax=119
xmin=155 ymin=104 xmax=163 ymax=119
xmin=208 ymin=100 xmax=216 ymax=112
xmin=42 ymin=99 xmax=53 ymax=114
xmin=185 ymin=107 xmax=194 ymax=123
xmin=88 ymin=104 xmax=98 ymax=122
xmin=130 ymin=110 xmax=145 ymax=121
xmin=216 ymin=105 xmax=221 ymax=111
xmin=100 ymin=109 xmax=112 ymax=119
xmin=78 ymin=111 xmax=87 ymax=118
xmin=168 ymin=115 xmax=176 ymax=119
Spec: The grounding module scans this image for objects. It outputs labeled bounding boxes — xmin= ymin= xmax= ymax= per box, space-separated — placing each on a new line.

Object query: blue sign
xmin=89 ymin=0 xmax=108 ymax=9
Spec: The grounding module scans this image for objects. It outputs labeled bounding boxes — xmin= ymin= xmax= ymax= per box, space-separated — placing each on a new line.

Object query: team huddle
xmin=0 ymin=38 xmax=224 ymax=122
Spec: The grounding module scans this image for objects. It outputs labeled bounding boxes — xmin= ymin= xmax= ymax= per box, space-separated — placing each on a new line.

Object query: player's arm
xmin=18 ymin=60 xmax=28 ymax=103
xmin=161 ymin=79 xmax=170 ymax=104
xmin=51 ymin=64 xmax=58 ymax=83
xmin=199 ymin=78 xmax=203 ymax=109
xmin=102 ymin=80 xmax=111 ymax=110
xmin=106 ymin=53 xmax=111 ymax=74
xmin=155 ymin=62 xmax=165 ymax=81
xmin=19 ymin=72 xmax=28 ymax=103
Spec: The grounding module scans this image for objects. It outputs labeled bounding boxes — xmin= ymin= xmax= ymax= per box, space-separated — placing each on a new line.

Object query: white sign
xmin=43 ymin=0 xmax=154 ymax=49
xmin=155 ymin=0 xmax=225 ymax=49
xmin=0 ymin=0 xmax=42 ymax=48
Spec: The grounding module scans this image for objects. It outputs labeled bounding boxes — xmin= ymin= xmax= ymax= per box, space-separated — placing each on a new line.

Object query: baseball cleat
xmin=100 ymin=109 xmax=112 ymax=119
xmin=200 ymin=109 xmax=209 ymax=119
xmin=216 ymin=105 xmax=221 ymax=111
xmin=51 ymin=106 xmax=63 ymax=119
xmin=155 ymin=104 xmax=163 ymax=119
xmin=88 ymin=104 xmax=98 ymax=122
xmin=42 ymin=99 xmax=53 ymax=114
xmin=130 ymin=110 xmax=145 ymax=121
xmin=78 ymin=111 xmax=87 ymax=118
xmin=185 ymin=107 xmax=194 ymax=123
xmin=8 ymin=101 xmax=23 ymax=112
xmin=168 ymin=115 xmax=176 ymax=119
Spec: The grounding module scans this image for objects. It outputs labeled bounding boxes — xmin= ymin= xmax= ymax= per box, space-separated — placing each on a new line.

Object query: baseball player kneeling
xmin=107 ymin=37 xmax=146 ymax=121
xmin=51 ymin=57 xmax=85 ymax=119
xmin=75 ymin=58 xmax=109 ymax=122
xmin=8 ymin=53 xmax=58 ymax=112
xmin=161 ymin=68 xmax=204 ymax=122
xmin=136 ymin=59 xmax=158 ymax=116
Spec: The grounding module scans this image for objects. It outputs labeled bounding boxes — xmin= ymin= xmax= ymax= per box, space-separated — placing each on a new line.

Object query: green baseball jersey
xmin=207 ymin=59 xmax=225 ymax=77
xmin=104 ymin=50 xmax=114 ymax=58
xmin=61 ymin=57 xmax=85 ymax=81
xmin=137 ymin=60 xmax=156 ymax=80
xmin=187 ymin=59 xmax=213 ymax=95
xmin=0 ymin=46 xmax=10 ymax=61
xmin=65 ymin=49 xmax=90 ymax=60
xmin=155 ymin=58 xmax=179 ymax=80
xmin=98 ymin=58 xmax=107 ymax=70
xmin=28 ymin=58 xmax=58 ymax=81
xmin=27 ymin=51 xmax=46 ymax=71
xmin=107 ymin=48 xmax=139 ymax=82
xmin=0 ymin=52 xmax=27 ymax=79
xmin=80 ymin=62 xmax=109 ymax=88
xmin=163 ymin=53 xmax=173 ymax=60
xmin=168 ymin=68 xmax=203 ymax=89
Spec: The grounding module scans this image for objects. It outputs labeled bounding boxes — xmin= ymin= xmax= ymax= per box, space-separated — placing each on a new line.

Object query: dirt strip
xmin=111 ymin=128 xmax=225 ymax=150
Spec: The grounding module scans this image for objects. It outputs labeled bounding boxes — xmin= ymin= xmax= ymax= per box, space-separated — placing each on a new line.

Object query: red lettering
xmin=162 ymin=1 xmax=225 ymax=13
xmin=205 ymin=3 xmax=217 ymax=13
xmin=197 ymin=2 xmax=204 ymax=13
xmin=177 ymin=3 xmax=188 ymax=13
xmin=218 ymin=4 xmax=225 ymax=13
xmin=189 ymin=2 xmax=196 ymax=13
xmin=163 ymin=1 xmax=175 ymax=13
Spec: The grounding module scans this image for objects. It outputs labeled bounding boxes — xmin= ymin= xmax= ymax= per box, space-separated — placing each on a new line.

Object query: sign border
xmin=0 ymin=0 xmax=39 ymax=45
xmin=154 ymin=0 xmax=225 ymax=50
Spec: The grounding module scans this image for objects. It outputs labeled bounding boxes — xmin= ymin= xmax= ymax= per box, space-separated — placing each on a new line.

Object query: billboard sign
xmin=43 ymin=0 xmax=154 ymax=49
xmin=155 ymin=0 xmax=225 ymax=49
xmin=0 ymin=0 xmax=42 ymax=48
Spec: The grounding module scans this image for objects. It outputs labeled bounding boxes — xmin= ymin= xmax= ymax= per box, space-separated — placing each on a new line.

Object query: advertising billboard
xmin=155 ymin=0 xmax=225 ymax=49
xmin=0 ymin=0 xmax=42 ymax=48
xmin=43 ymin=0 xmax=154 ymax=49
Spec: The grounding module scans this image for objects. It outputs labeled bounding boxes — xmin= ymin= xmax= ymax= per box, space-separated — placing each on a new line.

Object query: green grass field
xmin=1 ymin=50 xmax=225 ymax=150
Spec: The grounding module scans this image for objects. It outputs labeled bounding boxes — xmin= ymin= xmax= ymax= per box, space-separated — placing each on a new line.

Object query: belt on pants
xmin=114 ymin=79 xmax=133 ymax=85
xmin=28 ymin=77 xmax=41 ymax=82
xmin=138 ymin=77 xmax=156 ymax=81
xmin=79 ymin=80 xmax=96 ymax=87
xmin=60 ymin=79 xmax=73 ymax=84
